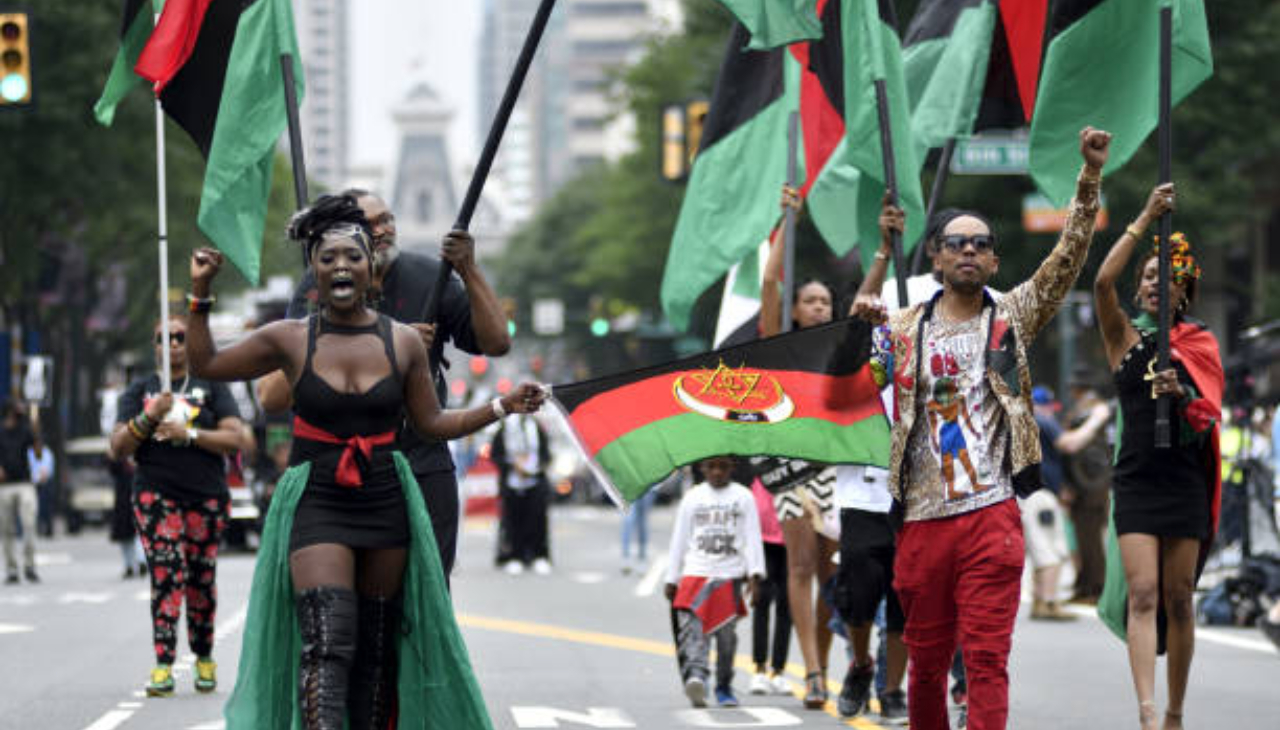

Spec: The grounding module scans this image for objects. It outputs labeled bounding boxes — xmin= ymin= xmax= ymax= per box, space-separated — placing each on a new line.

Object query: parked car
xmin=64 ymin=436 xmax=114 ymax=533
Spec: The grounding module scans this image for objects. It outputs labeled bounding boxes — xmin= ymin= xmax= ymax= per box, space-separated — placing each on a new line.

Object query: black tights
xmin=291 ymin=544 xmax=406 ymax=730
xmin=291 ymin=543 xmax=407 ymax=597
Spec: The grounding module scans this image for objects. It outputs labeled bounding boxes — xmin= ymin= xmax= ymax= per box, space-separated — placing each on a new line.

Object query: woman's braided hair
xmin=286 ymin=194 xmax=374 ymax=264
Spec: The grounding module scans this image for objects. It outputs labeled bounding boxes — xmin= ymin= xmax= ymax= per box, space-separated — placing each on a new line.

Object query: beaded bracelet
xmin=127 ymin=416 xmax=151 ymax=441
xmin=186 ymin=294 xmax=216 ymax=314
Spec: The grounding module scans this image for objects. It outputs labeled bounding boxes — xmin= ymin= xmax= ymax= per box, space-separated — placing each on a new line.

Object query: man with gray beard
xmin=261 ymin=189 xmax=511 ymax=578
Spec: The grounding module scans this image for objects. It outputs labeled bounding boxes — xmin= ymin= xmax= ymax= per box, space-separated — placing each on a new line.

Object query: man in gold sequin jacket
xmin=851 ymin=127 xmax=1111 ymax=730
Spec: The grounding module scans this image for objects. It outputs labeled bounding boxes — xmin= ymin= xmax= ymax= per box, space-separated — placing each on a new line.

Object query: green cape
xmin=224 ymin=454 xmax=494 ymax=729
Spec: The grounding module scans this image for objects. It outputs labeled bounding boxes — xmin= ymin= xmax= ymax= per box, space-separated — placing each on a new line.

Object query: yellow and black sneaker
xmin=194 ymin=657 xmax=217 ymax=693
xmin=147 ymin=665 xmax=174 ymax=697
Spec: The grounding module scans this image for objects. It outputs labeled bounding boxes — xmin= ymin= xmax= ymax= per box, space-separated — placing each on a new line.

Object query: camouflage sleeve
xmin=1005 ymin=166 xmax=1101 ymax=340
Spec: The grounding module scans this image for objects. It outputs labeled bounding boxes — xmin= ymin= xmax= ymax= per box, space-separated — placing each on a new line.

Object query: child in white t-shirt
xmin=664 ymin=456 xmax=765 ymax=708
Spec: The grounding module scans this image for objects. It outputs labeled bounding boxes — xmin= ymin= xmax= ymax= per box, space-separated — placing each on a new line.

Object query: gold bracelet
xmin=1125 ymin=224 xmax=1144 ymax=240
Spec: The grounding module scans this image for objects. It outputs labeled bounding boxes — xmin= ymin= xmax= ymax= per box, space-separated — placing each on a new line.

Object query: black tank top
xmin=290 ymin=314 xmax=404 ymax=471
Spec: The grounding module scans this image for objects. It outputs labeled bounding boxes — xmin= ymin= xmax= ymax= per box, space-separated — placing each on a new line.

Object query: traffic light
xmin=588 ymin=296 xmax=610 ymax=337
xmin=0 ymin=12 xmax=32 ymax=106
xmin=660 ymin=103 xmax=687 ymax=182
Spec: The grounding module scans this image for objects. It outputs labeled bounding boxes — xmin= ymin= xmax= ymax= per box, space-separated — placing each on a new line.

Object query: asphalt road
xmin=1 ymin=502 xmax=1277 ymax=729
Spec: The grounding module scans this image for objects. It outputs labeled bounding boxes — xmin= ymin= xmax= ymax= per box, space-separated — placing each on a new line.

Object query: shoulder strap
xmin=304 ymin=314 xmax=319 ymax=370
xmin=376 ymin=314 xmax=401 ymax=385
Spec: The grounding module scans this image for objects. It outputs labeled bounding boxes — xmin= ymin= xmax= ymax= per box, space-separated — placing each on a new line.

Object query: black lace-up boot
xmin=348 ymin=594 xmax=402 ymax=730
xmin=296 ymin=586 xmax=358 ymax=730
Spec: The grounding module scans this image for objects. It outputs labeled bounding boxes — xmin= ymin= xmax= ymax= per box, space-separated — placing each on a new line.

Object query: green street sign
xmin=951 ymin=135 xmax=1029 ymax=175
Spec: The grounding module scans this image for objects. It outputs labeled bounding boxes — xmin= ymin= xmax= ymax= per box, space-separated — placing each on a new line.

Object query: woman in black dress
xmin=185 ymin=195 xmax=544 ymax=729
xmin=1093 ymin=183 xmax=1223 ymax=730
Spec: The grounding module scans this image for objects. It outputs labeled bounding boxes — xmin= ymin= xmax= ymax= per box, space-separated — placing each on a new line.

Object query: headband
xmin=1153 ymin=232 xmax=1201 ymax=285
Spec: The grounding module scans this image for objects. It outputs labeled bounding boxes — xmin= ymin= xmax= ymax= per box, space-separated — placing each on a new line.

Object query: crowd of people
xmin=11 ymin=121 xmax=1279 ymax=730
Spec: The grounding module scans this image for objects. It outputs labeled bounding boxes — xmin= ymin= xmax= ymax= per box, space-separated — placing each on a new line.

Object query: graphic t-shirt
xmin=665 ymin=482 xmax=765 ymax=583
xmin=903 ymin=315 xmax=1013 ymax=521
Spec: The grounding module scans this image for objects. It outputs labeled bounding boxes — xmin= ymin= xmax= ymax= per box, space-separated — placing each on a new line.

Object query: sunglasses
xmin=154 ymin=332 xmax=186 ymax=345
xmin=939 ymin=234 xmax=995 ymax=253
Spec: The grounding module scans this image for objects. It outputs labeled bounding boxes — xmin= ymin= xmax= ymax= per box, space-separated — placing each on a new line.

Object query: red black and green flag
xmin=903 ymin=0 xmax=1050 ymax=151
xmin=550 ymin=319 xmax=890 ymax=503
xmin=661 ymin=24 xmax=802 ymax=331
xmin=135 ymin=0 xmax=216 ymax=92
xmin=1029 ymin=0 xmax=1212 ymax=205
xmin=94 ymin=0 xmax=304 ymax=284
xmin=802 ymin=0 xmax=927 ymax=269
xmin=714 ymin=0 xmax=823 ymax=50
xmin=93 ymin=0 xmax=159 ymax=126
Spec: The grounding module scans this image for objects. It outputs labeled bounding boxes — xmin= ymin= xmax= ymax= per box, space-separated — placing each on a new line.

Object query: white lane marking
xmin=572 ymin=571 xmax=607 ymax=585
xmin=0 ymin=594 xmax=37 ymax=606
xmin=214 ymin=605 xmax=249 ymax=642
xmin=673 ymin=708 xmax=804 ymax=727
xmin=57 ymin=592 xmax=113 ymax=604
xmin=81 ymin=709 xmax=134 ymax=730
xmin=187 ymin=721 xmax=225 ymax=729
xmin=1059 ymin=602 xmax=1277 ymax=655
xmin=511 ymin=706 xmax=635 ymax=728
xmin=0 ymin=622 xmax=34 ymax=634
xmin=133 ymin=590 xmax=150 ymax=601
xmin=634 ymin=555 xmax=668 ymax=598
xmin=35 ymin=552 xmax=72 ymax=566
xmin=117 ymin=702 xmax=142 ymax=709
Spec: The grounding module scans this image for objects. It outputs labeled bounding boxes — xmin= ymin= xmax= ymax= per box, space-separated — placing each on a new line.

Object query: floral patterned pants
xmin=133 ymin=487 xmax=228 ymax=665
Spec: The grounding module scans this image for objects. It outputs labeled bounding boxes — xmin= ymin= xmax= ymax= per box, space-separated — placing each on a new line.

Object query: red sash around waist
xmin=292 ymin=416 xmax=396 ymax=489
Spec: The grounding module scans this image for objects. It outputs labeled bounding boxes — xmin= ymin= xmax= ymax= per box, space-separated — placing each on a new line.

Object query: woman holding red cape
xmin=1093 ymin=183 xmax=1223 ymax=730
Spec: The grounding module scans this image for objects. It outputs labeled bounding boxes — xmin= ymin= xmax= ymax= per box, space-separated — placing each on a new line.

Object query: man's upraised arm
xmin=1006 ymin=127 xmax=1111 ymax=340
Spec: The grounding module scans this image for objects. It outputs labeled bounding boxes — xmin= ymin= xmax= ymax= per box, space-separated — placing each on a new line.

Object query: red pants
xmin=893 ymin=498 xmax=1024 ymax=730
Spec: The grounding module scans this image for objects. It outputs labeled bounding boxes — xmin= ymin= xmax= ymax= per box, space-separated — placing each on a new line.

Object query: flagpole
xmin=911 ymin=137 xmax=956 ymax=275
xmin=279 ymin=53 xmax=310 ymax=268
xmin=872 ymin=0 xmax=909 ymax=307
xmin=153 ymin=13 xmax=171 ymax=392
xmin=1154 ymin=4 xmax=1173 ymax=448
xmin=874 ymin=79 xmax=909 ymax=308
xmin=781 ymin=112 xmax=800 ymax=334
xmin=280 ymin=54 xmax=308 ymax=210
xmin=420 ymin=0 xmax=558 ymax=323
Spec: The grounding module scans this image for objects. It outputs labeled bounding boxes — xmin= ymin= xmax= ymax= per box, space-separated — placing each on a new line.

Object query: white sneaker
xmin=749 ymin=672 xmax=771 ymax=695
xmin=532 ymin=558 xmax=552 ymax=575
xmin=684 ymin=677 xmax=707 ymax=707
xmin=770 ymin=674 xmax=793 ymax=695
xmin=503 ymin=561 xmax=524 ymax=576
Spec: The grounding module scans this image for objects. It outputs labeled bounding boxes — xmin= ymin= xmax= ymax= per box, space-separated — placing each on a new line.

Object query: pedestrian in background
xmin=1061 ymin=370 xmax=1114 ymax=603
xmin=107 ymin=454 xmax=145 ymax=579
xmin=109 ymin=315 xmax=246 ymax=697
xmin=28 ymin=432 xmax=54 ymax=538
xmin=492 ymin=410 xmax=553 ymax=575
xmin=621 ymin=471 xmax=670 ymax=575
xmin=1094 ymin=184 xmax=1223 ymax=730
xmin=748 ymin=476 xmax=792 ymax=696
xmin=665 ymin=456 xmax=764 ymax=709
xmin=0 ymin=402 xmax=37 ymax=584
xmin=1026 ymin=387 xmax=1078 ymax=621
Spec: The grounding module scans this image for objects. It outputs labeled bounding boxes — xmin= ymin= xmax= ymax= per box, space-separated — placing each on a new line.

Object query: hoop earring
xmin=1132 ymin=292 xmax=1143 ymax=308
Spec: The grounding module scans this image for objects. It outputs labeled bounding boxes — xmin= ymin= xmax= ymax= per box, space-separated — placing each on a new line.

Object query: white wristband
xmin=490 ymin=397 xmax=507 ymax=419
